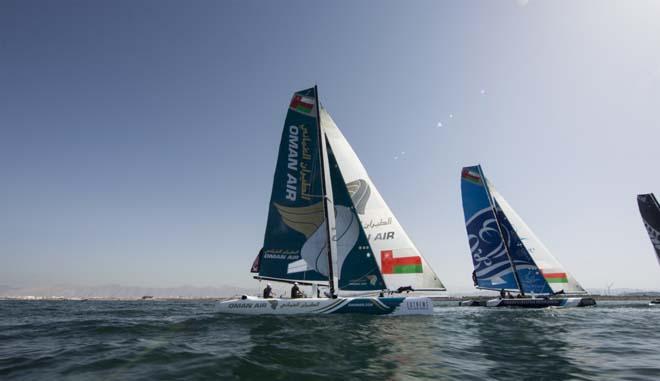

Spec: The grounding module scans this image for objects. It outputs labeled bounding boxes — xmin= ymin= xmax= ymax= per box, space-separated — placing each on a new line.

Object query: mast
xmin=314 ymin=85 xmax=336 ymax=297
xmin=478 ymin=166 xmax=525 ymax=297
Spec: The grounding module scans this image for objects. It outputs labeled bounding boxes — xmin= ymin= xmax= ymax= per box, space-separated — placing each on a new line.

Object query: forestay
xmin=321 ymin=108 xmax=445 ymax=291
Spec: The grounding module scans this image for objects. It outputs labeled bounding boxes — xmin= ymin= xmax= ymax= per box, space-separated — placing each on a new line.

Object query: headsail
xmin=321 ymin=108 xmax=445 ymax=291
xmin=327 ymin=142 xmax=386 ymax=291
xmin=637 ymin=193 xmax=660 ymax=265
xmin=259 ymin=88 xmax=329 ymax=282
xmin=488 ymin=182 xmax=586 ymax=294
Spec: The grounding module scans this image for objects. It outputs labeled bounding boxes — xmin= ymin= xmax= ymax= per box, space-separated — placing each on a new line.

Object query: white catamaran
xmin=459 ymin=165 xmax=595 ymax=308
xmin=636 ymin=193 xmax=660 ymax=306
xmin=218 ymin=86 xmax=444 ymax=315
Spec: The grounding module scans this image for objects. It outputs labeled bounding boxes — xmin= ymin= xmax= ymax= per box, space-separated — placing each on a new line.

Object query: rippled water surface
xmin=1 ymin=300 xmax=659 ymax=380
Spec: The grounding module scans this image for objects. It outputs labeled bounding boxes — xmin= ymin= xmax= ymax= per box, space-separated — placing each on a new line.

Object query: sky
xmin=2 ymin=0 xmax=660 ymax=293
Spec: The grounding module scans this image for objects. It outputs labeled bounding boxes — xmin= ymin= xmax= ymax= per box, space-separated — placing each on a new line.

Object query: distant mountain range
xmin=0 ymin=284 xmax=253 ymax=298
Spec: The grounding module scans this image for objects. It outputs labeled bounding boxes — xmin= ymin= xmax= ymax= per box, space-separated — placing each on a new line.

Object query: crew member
xmin=500 ymin=288 xmax=506 ymax=299
xmin=291 ymin=282 xmax=301 ymax=299
xmin=263 ymin=283 xmax=273 ymax=299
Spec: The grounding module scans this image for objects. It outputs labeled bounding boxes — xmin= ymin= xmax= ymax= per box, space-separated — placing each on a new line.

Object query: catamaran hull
xmin=217 ymin=296 xmax=434 ymax=315
xmin=460 ymin=297 xmax=596 ymax=308
xmin=484 ymin=297 xmax=596 ymax=308
xmin=649 ymin=299 xmax=660 ymax=307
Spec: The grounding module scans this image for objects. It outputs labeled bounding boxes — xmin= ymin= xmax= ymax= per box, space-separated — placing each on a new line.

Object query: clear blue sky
xmin=2 ymin=0 xmax=659 ymax=292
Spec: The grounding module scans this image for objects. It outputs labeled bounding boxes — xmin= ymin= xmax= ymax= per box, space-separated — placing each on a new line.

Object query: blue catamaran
xmin=218 ymin=87 xmax=444 ymax=315
xmin=636 ymin=193 xmax=660 ymax=306
xmin=459 ymin=165 xmax=595 ymax=308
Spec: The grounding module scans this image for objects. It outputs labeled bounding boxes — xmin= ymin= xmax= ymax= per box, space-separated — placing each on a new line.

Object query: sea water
xmin=1 ymin=300 xmax=659 ymax=380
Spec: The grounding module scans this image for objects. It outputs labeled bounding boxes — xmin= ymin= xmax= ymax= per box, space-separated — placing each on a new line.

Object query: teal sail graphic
xmin=327 ymin=142 xmax=386 ymax=291
xmin=259 ymin=88 xmax=329 ymax=282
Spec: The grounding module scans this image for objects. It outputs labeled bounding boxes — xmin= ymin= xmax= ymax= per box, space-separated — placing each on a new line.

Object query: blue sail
xmin=259 ymin=88 xmax=329 ymax=282
xmin=637 ymin=193 xmax=660 ymax=265
xmin=327 ymin=142 xmax=386 ymax=291
xmin=492 ymin=199 xmax=553 ymax=294
xmin=461 ymin=166 xmax=519 ymax=291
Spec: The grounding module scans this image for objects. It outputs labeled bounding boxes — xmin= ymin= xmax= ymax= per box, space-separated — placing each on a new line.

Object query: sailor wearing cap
xmin=263 ymin=283 xmax=273 ymax=299
xmin=291 ymin=282 xmax=302 ymax=299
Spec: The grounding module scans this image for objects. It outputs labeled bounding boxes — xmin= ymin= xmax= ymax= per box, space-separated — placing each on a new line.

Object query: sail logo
xmin=285 ymin=125 xmax=299 ymax=201
xmin=467 ymin=208 xmax=508 ymax=268
xmin=290 ymin=94 xmax=315 ymax=114
xmin=462 ymin=168 xmax=482 ymax=185
xmin=367 ymin=231 xmax=395 ymax=241
xmin=347 ymin=179 xmax=371 ymax=215
xmin=381 ymin=250 xmax=423 ymax=274
xmin=466 ymin=207 xmax=514 ymax=285
xmin=284 ymin=124 xmax=314 ymax=201
xmin=644 ymin=220 xmax=660 ymax=251
xmin=541 ymin=271 xmax=568 ymax=284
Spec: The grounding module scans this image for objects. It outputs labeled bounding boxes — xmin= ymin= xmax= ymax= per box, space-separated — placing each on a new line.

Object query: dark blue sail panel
xmin=327 ymin=142 xmax=386 ymax=291
xmin=460 ymin=166 xmax=519 ymax=291
xmin=637 ymin=193 xmax=660 ymax=265
xmin=493 ymin=200 xmax=553 ymax=294
xmin=259 ymin=88 xmax=328 ymax=281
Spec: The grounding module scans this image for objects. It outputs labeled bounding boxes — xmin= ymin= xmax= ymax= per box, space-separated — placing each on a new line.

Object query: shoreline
xmin=1 ymin=295 xmax=658 ymax=302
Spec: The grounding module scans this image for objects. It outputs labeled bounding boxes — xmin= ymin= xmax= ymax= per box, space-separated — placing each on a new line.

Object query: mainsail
xmin=461 ymin=166 xmax=523 ymax=291
xmin=461 ymin=165 xmax=586 ymax=295
xmin=259 ymin=88 xmax=329 ymax=282
xmin=637 ymin=193 xmax=660 ymax=265
xmin=321 ymin=108 xmax=445 ymax=291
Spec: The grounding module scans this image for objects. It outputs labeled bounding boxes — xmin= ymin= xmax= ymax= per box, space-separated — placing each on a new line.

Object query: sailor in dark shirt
xmin=291 ymin=282 xmax=301 ymax=299
xmin=263 ymin=283 xmax=273 ymax=299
